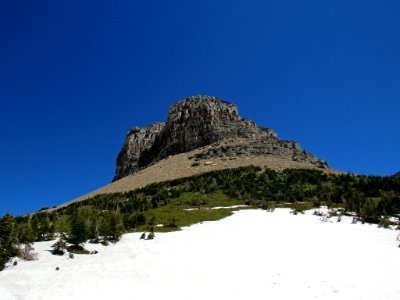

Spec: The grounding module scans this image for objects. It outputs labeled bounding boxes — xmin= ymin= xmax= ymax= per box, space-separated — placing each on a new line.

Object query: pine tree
xmin=51 ymin=234 xmax=68 ymax=255
xmin=99 ymin=214 xmax=111 ymax=242
xmin=30 ymin=212 xmax=53 ymax=241
xmin=12 ymin=218 xmax=34 ymax=245
xmin=100 ymin=211 xmax=124 ymax=242
xmin=0 ymin=214 xmax=16 ymax=270
xmin=147 ymin=227 xmax=155 ymax=240
xmin=108 ymin=211 xmax=124 ymax=242
xmin=68 ymin=208 xmax=91 ymax=245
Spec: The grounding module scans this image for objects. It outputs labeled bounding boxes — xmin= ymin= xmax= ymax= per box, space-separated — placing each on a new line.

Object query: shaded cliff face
xmin=114 ymin=122 xmax=165 ymax=181
xmin=113 ymin=95 xmax=328 ymax=181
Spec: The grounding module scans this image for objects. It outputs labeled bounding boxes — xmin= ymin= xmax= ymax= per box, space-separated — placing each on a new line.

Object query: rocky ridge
xmin=114 ymin=95 xmax=328 ymax=181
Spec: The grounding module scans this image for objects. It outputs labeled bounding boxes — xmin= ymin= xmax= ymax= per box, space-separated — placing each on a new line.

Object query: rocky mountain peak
xmin=113 ymin=95 xmax=328 ymax=181
xmin=168 ymin=95 xmax=240 ymax=123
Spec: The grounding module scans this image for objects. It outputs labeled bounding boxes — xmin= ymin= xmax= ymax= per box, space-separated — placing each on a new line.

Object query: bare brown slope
xmin=55 ymin=142 xmax=339 ymax=210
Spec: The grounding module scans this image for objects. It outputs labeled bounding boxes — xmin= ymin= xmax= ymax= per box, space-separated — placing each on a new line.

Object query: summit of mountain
xmin=114 ymin=95 xmax=328 ymax=181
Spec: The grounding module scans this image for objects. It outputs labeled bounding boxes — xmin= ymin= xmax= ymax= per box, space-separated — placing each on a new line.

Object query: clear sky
xmin=1 ymin=0 xmax=399 ymax=216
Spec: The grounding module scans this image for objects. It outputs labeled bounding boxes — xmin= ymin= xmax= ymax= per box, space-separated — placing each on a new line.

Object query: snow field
xmin=0 ymin=209 xmax=399 ymax=300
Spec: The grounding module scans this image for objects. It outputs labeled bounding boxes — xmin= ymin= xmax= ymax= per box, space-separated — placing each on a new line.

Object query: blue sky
xmin=1 ymin=0 xmax=399 ymax=216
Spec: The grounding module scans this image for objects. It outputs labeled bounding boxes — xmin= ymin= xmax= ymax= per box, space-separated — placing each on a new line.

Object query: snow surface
xmin=1 ymin=209 xmax=399 ymax=300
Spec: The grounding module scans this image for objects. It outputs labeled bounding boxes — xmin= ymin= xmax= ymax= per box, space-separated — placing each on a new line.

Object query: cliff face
xmin=114 ymin=122 xmax=165 ymax=180
xmin=113 ymin=95 xmax=328 ymax=181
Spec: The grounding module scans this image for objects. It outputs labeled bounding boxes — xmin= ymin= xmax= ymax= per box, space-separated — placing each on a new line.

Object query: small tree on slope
xmin=51 ymin=234 xmax=68 ymax=255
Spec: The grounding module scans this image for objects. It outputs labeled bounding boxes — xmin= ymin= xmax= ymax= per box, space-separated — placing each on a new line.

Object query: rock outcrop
xmin=113 ymin=95 xmax=328 ymax=181
xmin=115 ymin=122 xmax=165 ymax=180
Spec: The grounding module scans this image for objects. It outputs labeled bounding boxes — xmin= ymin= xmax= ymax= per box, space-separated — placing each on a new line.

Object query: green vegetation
xmin=1 ymin=166 xmax=400 ymax=270
xmin=67 ymin=244 xmax=90 ymax=255
xmin=0 ymin=214 xmax=17 ymax=271
xmin=51 ymin=235 xmax=67 ymax=255
xmin=143 ymin=204 xmax=235 ymax=232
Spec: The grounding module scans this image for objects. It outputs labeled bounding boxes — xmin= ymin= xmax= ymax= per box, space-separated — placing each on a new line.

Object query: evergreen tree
xmin=100 ymin=211 xmax=124 ymax=242
xmin=68 ymin=207 xmax=92 ymax=245
xmin=110 ymin=211 xmax=124 ymax=241
xmin=0 ymin=214 xmax=16 ymax=270
xmin=147 ymin=227 xmax=155 ymax=240
xmin=51 ymin=234 xmax=68 ymax=255
xmin=30 ymin=212 xmax=53 ymax=241
xmin=13 ymin=220 xmax=34 ymax=245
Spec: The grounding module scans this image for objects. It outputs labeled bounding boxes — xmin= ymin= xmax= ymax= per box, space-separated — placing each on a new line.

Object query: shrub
xmin=19 ymin=243 xmax=38 ymax=261
xmin=312 ymin=197 xmax=321 ymax=208
xmin=165 ymin=217 xmax=178 ymax=228
xmin=191 ymin=162 xmax=200 ymax=167
xmin=67 ymin=244 xmax=90 ymax=254
xmin=260 ymin=200 xmax=272 ymax=211
xmin=313 ymin=210 xmax=324 ymax=216
xmin=51 ymin=236 xmax=67 ymax=255
xmin=147 ymin=228 xmax=155 ymax=240
xmin=328 ymin=209 xmax=339 ymax=217
xmin=291 ymin=207 xmax=305 ymax=215
xmin=190 ymin=198 xmax=207 ymax=206
xmin=124 ymin=212 xmax=146 ymax=229
xmin=148 ymin=216 xmax=156 ymax=226
xmin=290 ymin=202 xmax=311 ymax=214
xmin=378 ymin=216 xmax=392 ymax=228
